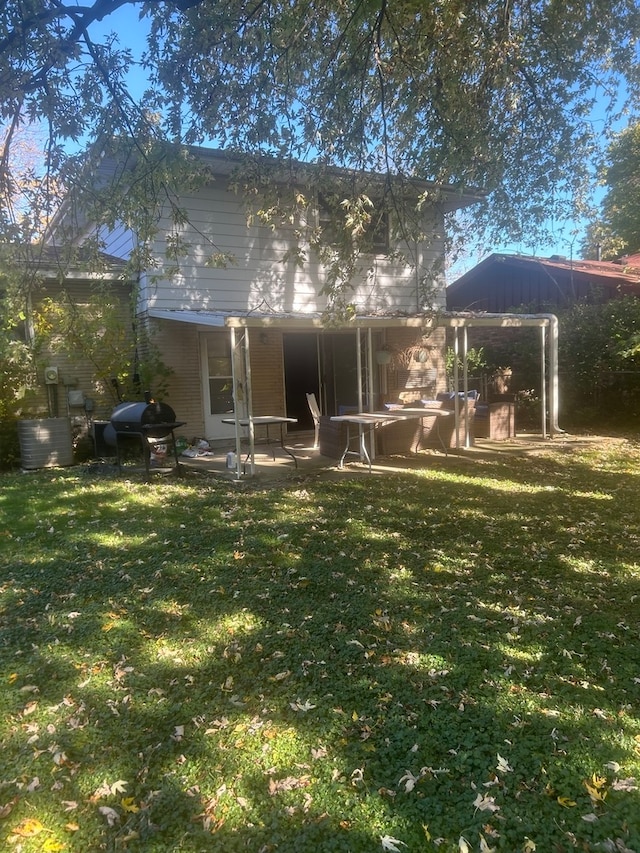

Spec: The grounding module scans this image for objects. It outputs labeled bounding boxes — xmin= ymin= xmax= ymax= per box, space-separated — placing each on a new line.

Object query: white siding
xmin=91 ymin=161 xmax=448 ymax=317
xmin=138 ymin=181 xmax=446 ymax=316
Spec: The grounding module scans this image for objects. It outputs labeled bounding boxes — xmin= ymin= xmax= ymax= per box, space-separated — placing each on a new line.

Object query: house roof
xmin=187 ymin=146 xmax=486 ymax=213
xmin=619 ymin=252 xmax=640 ymax=269
xmin=148 ymin=307 xmax=558 ymax=331
xmin=48 ymin=142 xmax=486 ymax=238
xmin=31 ymin=244 xmax=127 ymax=268
xmin=451 ymin=252 xmax=640 ymax=289
xmin=447 ymin=251 xmax=640 ymax=312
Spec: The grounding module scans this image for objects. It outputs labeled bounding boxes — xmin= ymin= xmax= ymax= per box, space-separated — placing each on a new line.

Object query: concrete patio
xmin=171 ymin=429 xmax=606 ymax=484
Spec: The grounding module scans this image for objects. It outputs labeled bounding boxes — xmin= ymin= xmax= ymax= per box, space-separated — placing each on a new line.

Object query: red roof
xmin=447 ymin=251 xmax=640 ymax=312
xmin=534 ymin=254 xmax=640 ymax=284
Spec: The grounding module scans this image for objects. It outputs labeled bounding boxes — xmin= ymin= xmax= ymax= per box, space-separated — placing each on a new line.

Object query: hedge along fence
xmin=460 ymin=296 xmax=640 ymax=427
xmin=0 ymin=419 xmax=20 ymax=470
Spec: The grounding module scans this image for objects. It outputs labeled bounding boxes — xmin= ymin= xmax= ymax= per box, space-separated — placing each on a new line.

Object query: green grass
xmin=0 ymin=439 xmax=639 ymax=852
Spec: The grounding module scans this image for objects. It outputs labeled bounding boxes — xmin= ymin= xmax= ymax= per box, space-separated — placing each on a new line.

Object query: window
xmin=366 ymin=206 xmax=390 ymax=255
xmin=205 ymin=334 xmax=234 ymax=415
xmin=316 ymin=193 xmax=389 ymax=254
xmin=317 ymin=194 xmax=341 ymax=247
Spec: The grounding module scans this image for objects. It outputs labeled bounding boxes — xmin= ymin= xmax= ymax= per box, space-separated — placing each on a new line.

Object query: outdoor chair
xmin=306 ymin=392 xmax=321 ymax=448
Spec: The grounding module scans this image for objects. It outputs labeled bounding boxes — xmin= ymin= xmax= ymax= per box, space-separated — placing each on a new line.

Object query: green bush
xmin=0 ymin=418 xmax=20 ymax=470
xmin=559 ymin=296 xmax=640 ymax=424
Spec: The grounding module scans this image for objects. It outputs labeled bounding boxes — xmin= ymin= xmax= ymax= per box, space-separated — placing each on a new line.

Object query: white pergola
xmin=149 ymin=308 xmax=560 ymax=477
xmin=221 ymin=310 xmax=561 ymax=476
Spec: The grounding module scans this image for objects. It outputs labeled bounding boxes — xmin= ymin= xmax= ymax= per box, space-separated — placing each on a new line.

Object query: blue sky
xmin=88 ymin=4 xmax=624 ymax=281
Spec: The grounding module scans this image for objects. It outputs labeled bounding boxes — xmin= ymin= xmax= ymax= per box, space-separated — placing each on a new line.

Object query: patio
xmin=173 ymin=430 xmax=603 ymax=483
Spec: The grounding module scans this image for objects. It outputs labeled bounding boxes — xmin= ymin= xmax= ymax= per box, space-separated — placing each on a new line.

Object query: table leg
xmin=337 ymin=423 xmax=373 ymax=472
xmin=279 ymin=423 xmax=298 ymax=467
xmin=338 ymin=423 xmax=351 ymax=468
xmin=359 ymin=424 xmax=372 ymax=473
xmin=435 ymin=417 xmax=448 ymax=454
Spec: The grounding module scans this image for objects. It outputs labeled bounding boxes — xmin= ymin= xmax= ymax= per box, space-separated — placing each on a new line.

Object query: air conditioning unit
xmin=44 ymin=366 xmax=59 ymax=385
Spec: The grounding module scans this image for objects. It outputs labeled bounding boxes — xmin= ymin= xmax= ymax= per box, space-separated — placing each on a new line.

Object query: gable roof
xmin=21 ymin=244 xmax=129 ymax=281
xmin=48 ymin=143 xmax=486 ymax=240
xmin=447 ymin=252 xmax=640 ymax=312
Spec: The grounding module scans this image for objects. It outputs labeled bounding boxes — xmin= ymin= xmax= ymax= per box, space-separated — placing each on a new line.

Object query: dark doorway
xmin=283 ymin=333 xmax=319 ymax=431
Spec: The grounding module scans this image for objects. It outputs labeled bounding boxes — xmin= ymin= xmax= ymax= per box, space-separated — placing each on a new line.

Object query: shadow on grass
xmin=0 ymin=443 xmax=639 ymax=851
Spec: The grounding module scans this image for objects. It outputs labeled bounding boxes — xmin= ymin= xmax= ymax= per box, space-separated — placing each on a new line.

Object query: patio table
xmin=381 ymin=407 xmax=453 ymax=454
xmin=330 ymin=408 xmax=452 ymax=472
xmin=221 ymin=415 xmax=298 ymax=470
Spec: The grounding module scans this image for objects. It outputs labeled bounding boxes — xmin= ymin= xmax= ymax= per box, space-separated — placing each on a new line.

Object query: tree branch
xmin=0 ymin=0 xmax=206 ymax=97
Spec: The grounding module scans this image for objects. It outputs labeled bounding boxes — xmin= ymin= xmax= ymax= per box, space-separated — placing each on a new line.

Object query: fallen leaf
xmin=380 ymin=835 xmax=407 ymax=851
xmin=268 ymin=776 xmax=310 ymax=795
xmin=42 ymin=839 xmax=66 ymax=852
xmin=289 ymin=699 xmax=316 ymax=712
xmin=11 ymin=817 xmax=45 ymax=837
xmin=272 ymin=671 xmax=291 ymax=682
xmin=496 ymin=754 xmax=513 ymax=774
xmin=350 ymin=768 xmax=365 ymax=787
xmin=98 ymin=805 xmax=120 ymax=826
xmin=480 ymin=834 xmax=497 ymax=853
xmin=473 ymin=793 xmax=500 ymax=813
xmin=557 ymin=796 xmax=577 ymax=808
xmin=611 ymin=777 xmax=637 ymax=791
xmin=0 ymin=797 xmax=19 ymax=819
xmin=398 ymin=770 xmax=420 ymax=793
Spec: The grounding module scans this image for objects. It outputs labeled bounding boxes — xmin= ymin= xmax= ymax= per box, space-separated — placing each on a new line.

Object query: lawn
xmin=0 ymin=438 xmax=639 ymax=853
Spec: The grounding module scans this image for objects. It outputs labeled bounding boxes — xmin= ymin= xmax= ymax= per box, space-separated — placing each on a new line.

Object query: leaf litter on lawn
xmin=0 ymin=439 xmax=638 ymax=851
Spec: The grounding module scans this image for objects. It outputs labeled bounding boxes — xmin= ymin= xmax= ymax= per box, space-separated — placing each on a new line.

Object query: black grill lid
xmin=110 ymin=401 xmax=178 ymax=432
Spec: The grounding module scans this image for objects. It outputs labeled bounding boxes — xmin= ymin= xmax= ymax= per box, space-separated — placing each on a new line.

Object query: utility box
xmin=18 ymin=418 xmax=74 ymax=469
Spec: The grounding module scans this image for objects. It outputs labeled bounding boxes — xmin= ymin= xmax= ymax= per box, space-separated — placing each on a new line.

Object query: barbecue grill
xmin=108 ymin=401 xmax=185 ymax=475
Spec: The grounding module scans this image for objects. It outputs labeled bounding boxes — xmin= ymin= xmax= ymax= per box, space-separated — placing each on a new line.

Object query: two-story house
xmin=50 ymin=145 xmax=484 ymax=449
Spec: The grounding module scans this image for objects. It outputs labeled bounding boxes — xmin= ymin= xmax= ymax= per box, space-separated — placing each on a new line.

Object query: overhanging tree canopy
xmin=1 ymin=0 xmax=639 ymax=253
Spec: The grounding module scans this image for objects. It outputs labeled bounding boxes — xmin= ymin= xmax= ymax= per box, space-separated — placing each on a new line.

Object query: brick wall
xmin=248 ymin=330 xmax=286 ymax=416
xmin=151 ymin=320 xmax=204 ymax=438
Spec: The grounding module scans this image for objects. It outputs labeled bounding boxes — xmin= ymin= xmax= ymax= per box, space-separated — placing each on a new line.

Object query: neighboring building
xmin=9 ymin=245 xmax=131 ymax=421
xmin=47 ymin=146 xmax=483 ymax=444
xmin=447 ymin=252 xmax=640 ymax=313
